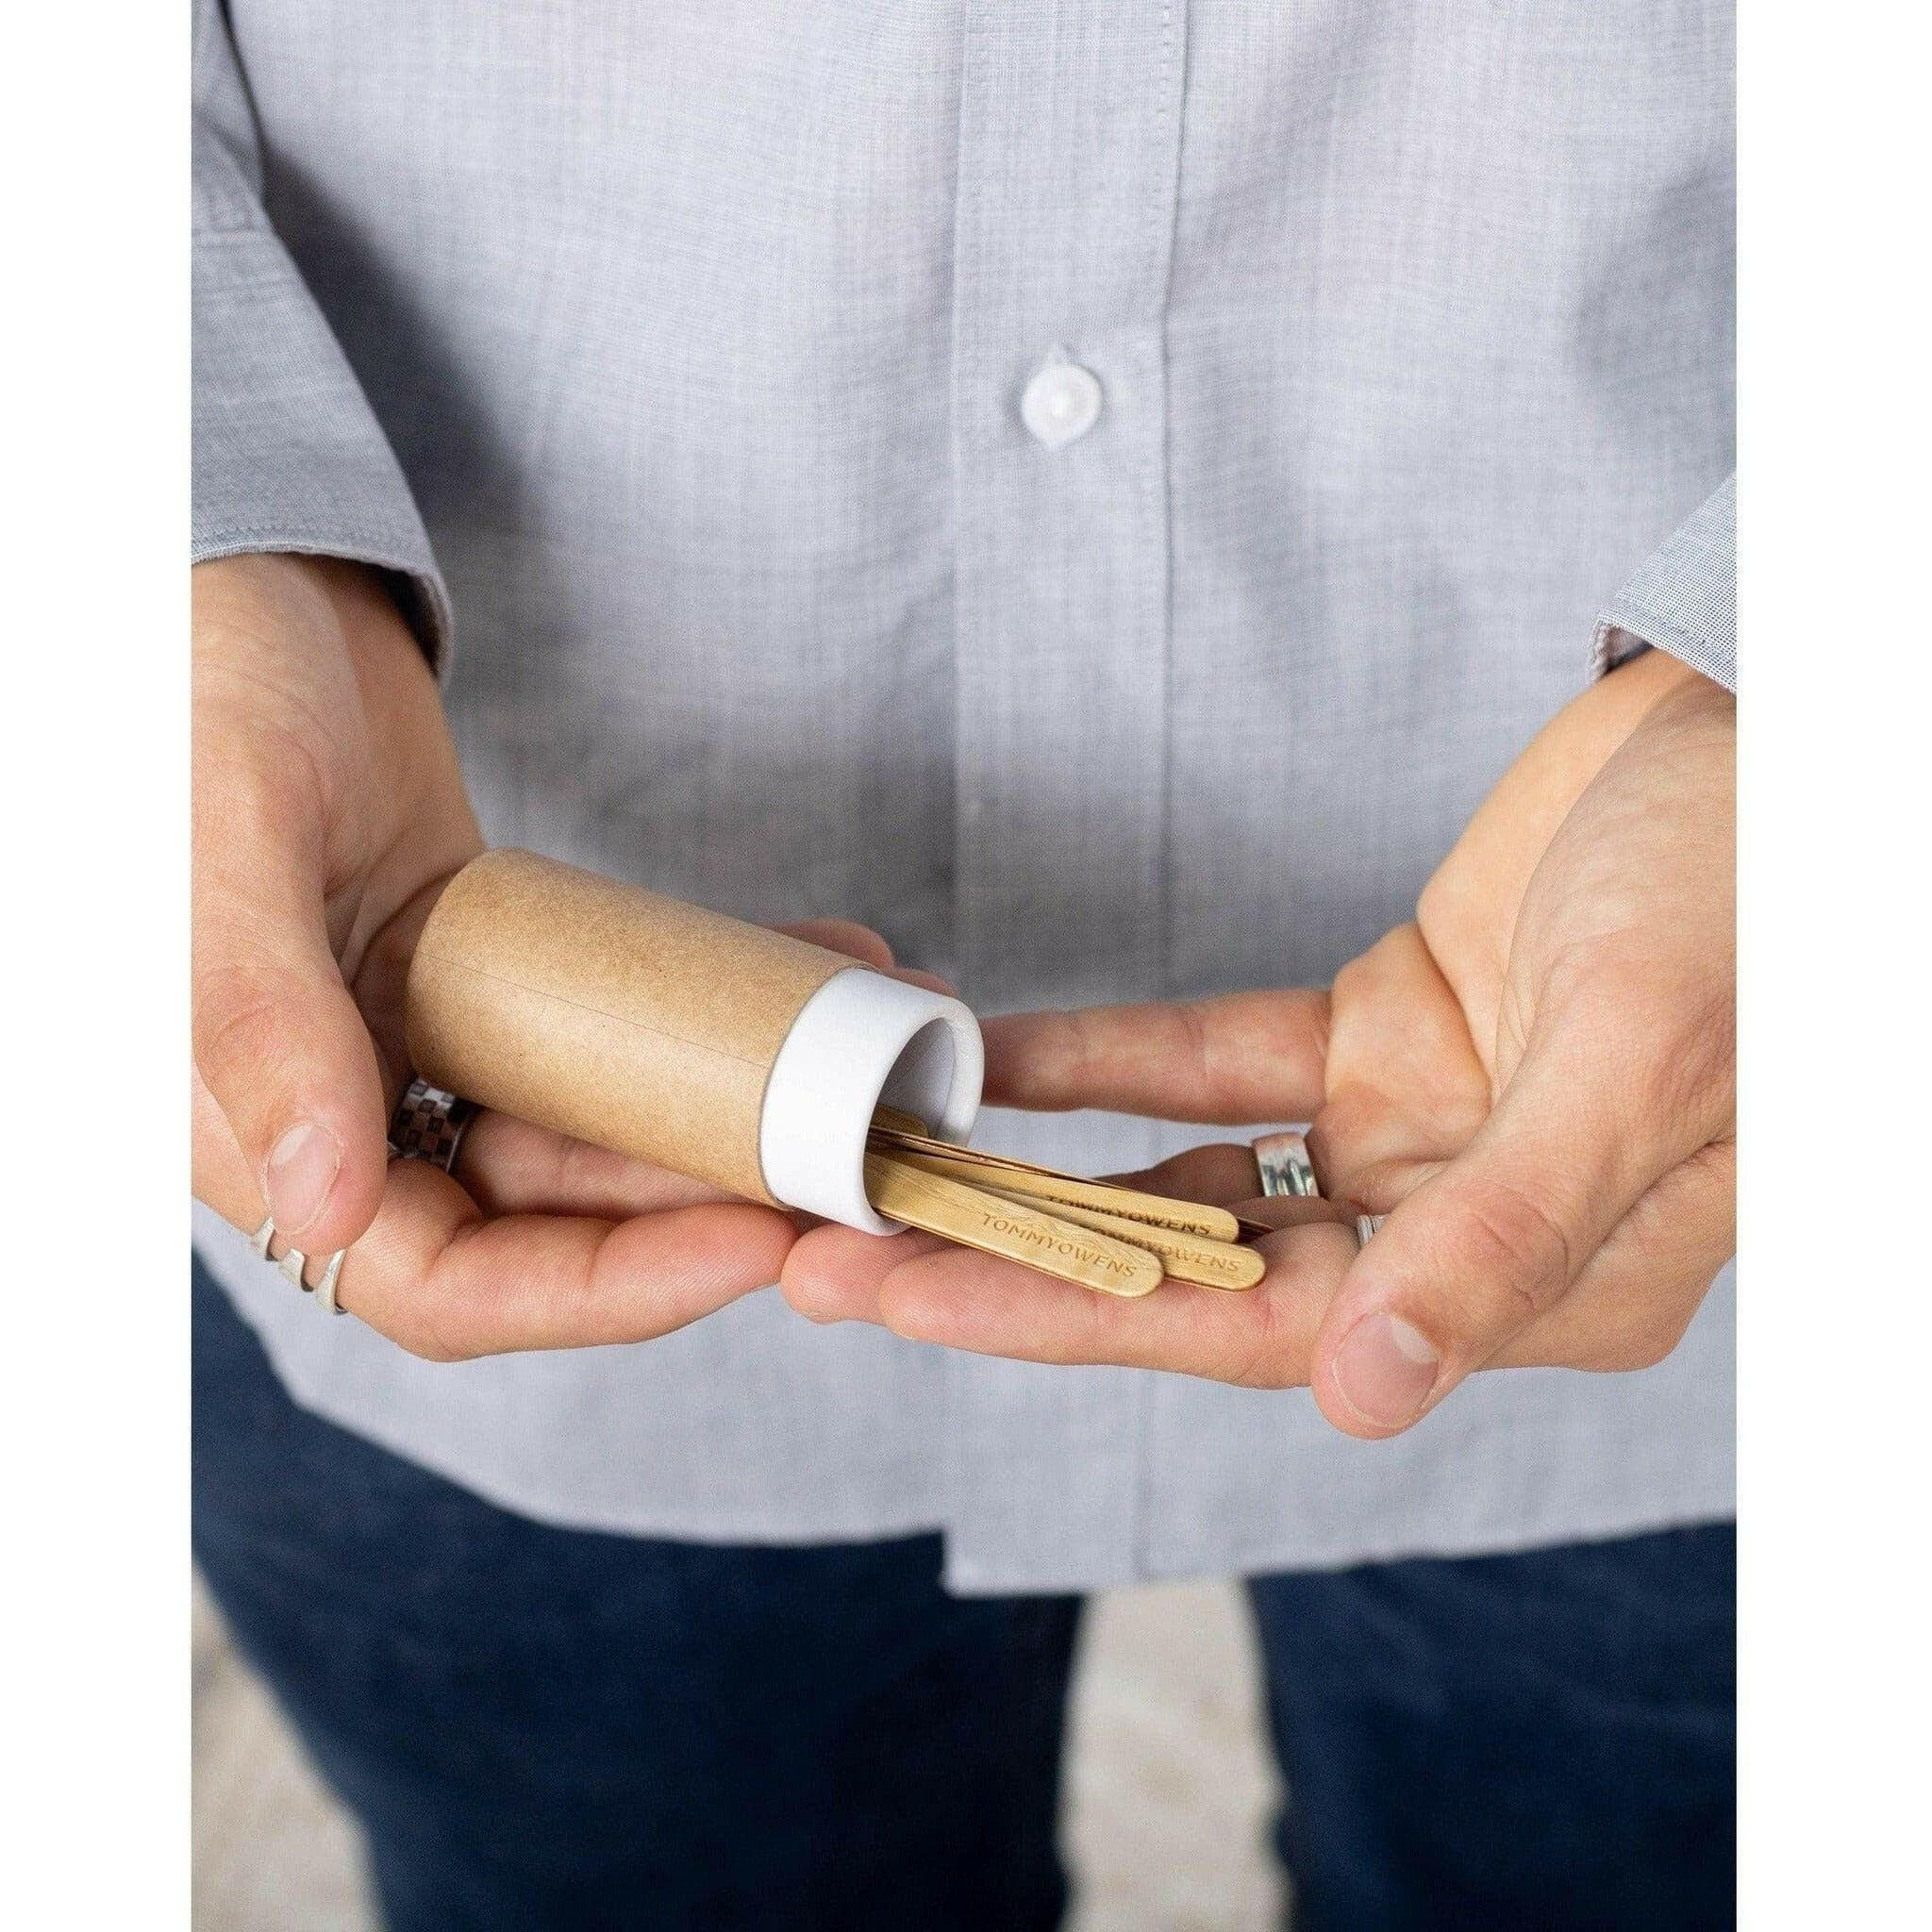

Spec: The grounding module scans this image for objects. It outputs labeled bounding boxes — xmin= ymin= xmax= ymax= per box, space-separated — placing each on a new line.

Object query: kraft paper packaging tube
xmin=404 ymin=849 xmax=983 ymax=1235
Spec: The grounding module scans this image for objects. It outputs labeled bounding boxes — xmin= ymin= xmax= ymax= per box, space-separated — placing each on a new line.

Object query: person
xmin=192 ymin=3 xmax=1736 ymax=1926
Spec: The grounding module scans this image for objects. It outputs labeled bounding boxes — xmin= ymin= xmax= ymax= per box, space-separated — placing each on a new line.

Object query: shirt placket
xmin=941 ymin=0 xmax=1188 ymax=1592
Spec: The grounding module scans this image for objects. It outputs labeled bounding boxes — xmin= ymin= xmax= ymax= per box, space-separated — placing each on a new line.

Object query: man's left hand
xmin=780 ymin=650 xmax=1735 ymax=1438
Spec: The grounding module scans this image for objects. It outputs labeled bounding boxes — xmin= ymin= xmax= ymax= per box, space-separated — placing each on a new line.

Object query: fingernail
xmin=265 ymin=1123 xmax=341 ymax=1237
xmin=1332 ymin=1311 xmax=1441 ymax=1431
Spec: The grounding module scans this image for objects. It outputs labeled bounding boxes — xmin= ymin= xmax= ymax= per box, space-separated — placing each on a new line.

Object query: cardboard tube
xmin=404 ymin=849 xmax=982 ymax=1232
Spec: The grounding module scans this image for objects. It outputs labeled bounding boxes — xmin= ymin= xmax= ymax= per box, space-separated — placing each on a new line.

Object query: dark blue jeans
xmin=194 ymin=1264 xmax=1734 ymax=1930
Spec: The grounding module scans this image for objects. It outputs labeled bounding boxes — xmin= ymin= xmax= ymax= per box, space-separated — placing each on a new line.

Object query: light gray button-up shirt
xmin=193 ymin=0 xmax=1736 ymax=1591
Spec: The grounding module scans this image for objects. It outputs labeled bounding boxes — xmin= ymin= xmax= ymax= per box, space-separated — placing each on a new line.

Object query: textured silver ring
xmin=1253 ymin=1131 xmax=1320 ymax=1200
xmin=1356 ymin=1213 xmax=1386 ymax=1248
xmin=251 ymin=1215 xmax=348 ymax=1314
xmin=389 ymin=1077 xmax=478 ymax=1174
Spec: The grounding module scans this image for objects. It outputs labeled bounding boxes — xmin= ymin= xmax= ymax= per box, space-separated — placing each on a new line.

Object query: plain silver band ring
xmin=389 ymin=1077 xmax=479 ymax=1175
xmin=1356 ymin=1213 xmax=1386 ymax=1247
xmin=1253 ymin=1131 xmax=1321 ymax=1200
xmin=312 ymin=1248 xmax=346 ymax=1315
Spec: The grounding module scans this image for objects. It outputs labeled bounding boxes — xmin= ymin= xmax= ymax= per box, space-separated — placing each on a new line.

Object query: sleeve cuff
xmin=1591 ymin=475 xmax=1735 ymax=694
xmin=193 ymin=224 xmax=453 ymax=671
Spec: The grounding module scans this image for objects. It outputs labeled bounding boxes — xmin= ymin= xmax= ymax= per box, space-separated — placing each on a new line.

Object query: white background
xmin=3 ymin=3 xmax=1926 ymax=1922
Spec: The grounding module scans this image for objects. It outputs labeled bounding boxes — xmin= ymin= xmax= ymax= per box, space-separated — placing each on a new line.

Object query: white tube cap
xmin=758 ymin=967 xmax=983 ymax=1234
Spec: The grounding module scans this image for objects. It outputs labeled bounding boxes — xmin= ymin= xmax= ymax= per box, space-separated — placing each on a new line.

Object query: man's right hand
xmin=193 ymin=553 xmax=896 ymax=1357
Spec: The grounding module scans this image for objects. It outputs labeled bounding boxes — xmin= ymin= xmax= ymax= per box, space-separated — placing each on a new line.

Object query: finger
xmin=778 ymin=920 xmax=955 ymax=995
xmin=453 ymin=1109 xmax=741 ymax=1219
xmin=1310 ymin=997 xmax=1730 ymax=1438
xmin=858 ymin=1217 xmax=1358 ymax=1384
xmin=192 ymin=1063 xmax=263 ymax=1232
xmin=1114 ymin=1148 xmax=1361 ymax=1228
xmin=343 ymin=865 xmax=471 ymax=1110
xmin=192 ymin=775 xmax=390 ymax=1254
xmin=779 ymin=1222 xmax=948 ymax=1325
xmin=1305 ymin=924 xmax=1491 ymax=1207
xmin=780 ymin=1209 xmax=1355 ymax=1383
xmin=1232 ymin=1194 xmax=1362 ymax=1233
xmin=779 ymin=919 xmax=895 ymax=970
xmin=982 ymin=990 xmax=1330 ymax=1124
xmin=1114 ymin=1141 xmax=1285 ymax=1208
xmin=883 ymin=966 xmax=955 ymax=997
xmin=336 ymin=1159 xmax=796 ymax=1357
xmin=1314 ymin=1145 xmax=1732 ymax=1376
xmin=195 ymin=1072 xmax=799 ymax=1357
xmin=1305 ymin=1096 xmax=1448 ymax=1214
xmin=982 ymin=995 xmax=1330 ymax=1122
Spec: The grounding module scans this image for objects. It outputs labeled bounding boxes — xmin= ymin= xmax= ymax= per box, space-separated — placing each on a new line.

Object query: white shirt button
xmin=1021 ymin=358 xmax=1104 ymax=448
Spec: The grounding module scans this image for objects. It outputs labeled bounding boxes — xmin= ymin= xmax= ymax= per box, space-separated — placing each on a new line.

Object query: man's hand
xmin=193 ymin=554 xmax=908 ymax=1357
xmin=780 ymin=650 xmax=1735 ymax=1436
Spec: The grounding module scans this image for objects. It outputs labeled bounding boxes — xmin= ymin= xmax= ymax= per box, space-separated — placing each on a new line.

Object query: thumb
xmin=1309 ymin=1000 xmax=1717 ymax=1437
xmin=192 ymin=790 xmax=391 ymax=1256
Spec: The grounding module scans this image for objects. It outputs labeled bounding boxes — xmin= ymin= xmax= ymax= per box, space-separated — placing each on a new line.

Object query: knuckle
xmin=192 ymin=972 xmax=287 ymax=1092
xmin=1446 ymin=1174 xmax=1574 ymax=1322
xmin=390 ymin=1323 xmax=469 ymax=1365
xmin=1545 ymin=951 xmax=1736 ymax=1137
xmin=1415 ymin=882 xmax=1486 ymax=981
xmin=1634 ymin=989 xmax=1736 ymax=1134
xmin=779 ymin=1274 xmax=841 ymax=1325
xmin=197 ymin=685 xmax=331 ymax=815
xmin=1414 ymin=874 xmax=1457 ymax=942
xmin=1329 ymin=949 xmax=1374 ymax=1009
xmin=386 ymin=1291 xmax=479 ymax=1363
xmin=1596 ymin=1305 xmax=1695 ymax=1374
xmin=1061 ymin=1006 xmax=1108 ymax=1091
xmin=1303 ymin=1094 xmax=1381 ymax=1199
xmin=1302 ymin=1115 xmax=1370 ymax=1207
xmin=1621 ymin=1326 xmax=1683 ymax=1373
xmin=850 ymin=923 xmax=894 ymax=967
xmin=1219 ymin=1291 xmax=1291 ymax=1389
xmin=548 ymin=1133 xmax=604 ymax=1203
xmin=1307 ymin=992 xmax=1333 ymax=1078
xmin=1169 ymin=1002 xmax=1214 ymax=1098
xmin=1302 ymin=1116 xmax=1344 ymax=1187
xmin=805 ymin=919 xmax=891 ymax=967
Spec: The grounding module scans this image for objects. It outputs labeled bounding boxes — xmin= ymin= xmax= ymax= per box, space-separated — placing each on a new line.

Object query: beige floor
xmin=194 ymin=1574 xmax=1288 ymax=1931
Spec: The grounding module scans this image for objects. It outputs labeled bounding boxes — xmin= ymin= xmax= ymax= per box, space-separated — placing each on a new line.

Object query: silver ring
xmin=312 ymin=1248 xmax=347 ymax=1316
xmin=1356 ymin=1213 xmax=1385 ymax=1248
xmin=389 ymin=1078 xmax=478 ymax=1174
xmin=1253 ymin=1131 xmax=1320 ymax=1200
xmin=252 ymin=1214 xmax=348 ymax=1313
